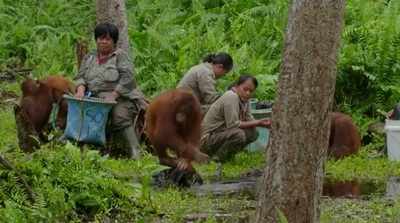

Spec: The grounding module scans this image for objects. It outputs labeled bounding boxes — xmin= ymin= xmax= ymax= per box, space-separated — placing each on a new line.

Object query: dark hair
xmin=94 ymin=22 xmax=119 ymax=44
xmin=228 ymin=75 xmax=258 ymax=90
xmin=202 ymin=52 xmax=233 ymax=71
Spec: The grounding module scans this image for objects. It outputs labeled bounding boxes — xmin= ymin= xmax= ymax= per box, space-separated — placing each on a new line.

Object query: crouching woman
xmin=200 ymin=75 xmax=271 ymax=162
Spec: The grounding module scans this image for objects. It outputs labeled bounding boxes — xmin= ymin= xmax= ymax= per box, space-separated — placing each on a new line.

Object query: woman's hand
xmin=104 ymin=91 xmax=119 ymax=102
xmin=75 ymin=85 xmax=86 ymax=99
xmin=258 ymin=118 xmax=272 ymax=128
xmin=240 ymin=118 xmax=271 ymax=129
xmin=387 ymin=109 xmax=394 ymax=119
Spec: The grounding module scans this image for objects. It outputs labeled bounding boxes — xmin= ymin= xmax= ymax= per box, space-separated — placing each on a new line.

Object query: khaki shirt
xmin=201 ymin=90 xmax=254 ymax=136
xmin=177 ymin=62 xmax=220 ymax=106
xmin=74 ymin=48 xmax=146 ymax=105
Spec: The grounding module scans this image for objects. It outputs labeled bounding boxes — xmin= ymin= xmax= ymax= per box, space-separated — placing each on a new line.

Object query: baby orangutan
xmin=329 ymin=112 xmax=361 ymax=159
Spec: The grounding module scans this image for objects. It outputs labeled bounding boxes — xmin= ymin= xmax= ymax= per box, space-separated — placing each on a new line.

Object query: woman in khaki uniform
xmin=201 ymin=75 xmax=271 ymax=162
xmin=74 ymin=23 xmax=146 ymax=159
xmin=177 ymin=52 xmax=233 ymax=114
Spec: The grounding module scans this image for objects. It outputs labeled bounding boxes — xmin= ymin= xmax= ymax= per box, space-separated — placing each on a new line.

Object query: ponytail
xmin=202 ymin=52 xmax=233 ymax=71
xmin=202 ymin=53 xmax=216 ymax=63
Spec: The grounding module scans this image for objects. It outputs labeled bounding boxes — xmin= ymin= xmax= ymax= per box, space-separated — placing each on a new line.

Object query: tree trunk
xmin=255 ymin=1 xmax=345 ymax=222
xmin=96 ymin=0 xmax=130 ymax=53
xmin=75 ymin=40 xmax=88 ymax=70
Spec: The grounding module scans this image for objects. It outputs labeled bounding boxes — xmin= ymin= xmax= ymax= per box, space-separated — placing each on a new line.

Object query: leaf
xmin=277 ymin=208 xmax=289 ymax=223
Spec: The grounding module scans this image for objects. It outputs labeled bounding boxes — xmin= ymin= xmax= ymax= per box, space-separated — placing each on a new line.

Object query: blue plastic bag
xmin=63 ymin=95 xmax=116 ymax=145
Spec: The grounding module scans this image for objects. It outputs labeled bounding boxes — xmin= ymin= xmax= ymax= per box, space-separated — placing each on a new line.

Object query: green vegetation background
xmin=0 ymin=0 xmax=400 ymax=222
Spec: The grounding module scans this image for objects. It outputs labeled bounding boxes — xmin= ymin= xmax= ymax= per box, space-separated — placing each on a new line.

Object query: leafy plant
xmin=1 ymin=0 xmax=400 ymax=222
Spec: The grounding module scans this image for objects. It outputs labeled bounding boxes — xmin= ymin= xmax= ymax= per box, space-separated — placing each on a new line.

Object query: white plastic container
xmin=384 ymin=119 xmax=400 ymax=161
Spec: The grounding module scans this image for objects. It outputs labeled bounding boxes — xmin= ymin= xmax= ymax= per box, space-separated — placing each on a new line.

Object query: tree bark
xmin=75 ymin=40 xmax=88 ymax=70
xmin=255 ymin=1 xmax=345 ymax=222
xmin=96 ymin=0 xmax=130 ymax=53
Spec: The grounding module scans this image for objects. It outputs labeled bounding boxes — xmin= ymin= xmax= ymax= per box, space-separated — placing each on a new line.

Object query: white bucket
xmin=385 ymin=119 xmax=400 ymax=161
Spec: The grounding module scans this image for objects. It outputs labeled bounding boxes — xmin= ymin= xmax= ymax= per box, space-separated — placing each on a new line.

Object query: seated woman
xmin=74 ymin=22 xmax=147 ymax=159
xmin=177 ymin=52 xmax=233 ymax=115
xmin=200 ymin=75 xmax=271 ymax=162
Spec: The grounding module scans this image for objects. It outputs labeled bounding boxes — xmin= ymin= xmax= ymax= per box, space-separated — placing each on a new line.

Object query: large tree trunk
xmin=96 ymin=0 xmax=130 ymax=53
xmin=255 ymin=1 xmax=345 ymax=222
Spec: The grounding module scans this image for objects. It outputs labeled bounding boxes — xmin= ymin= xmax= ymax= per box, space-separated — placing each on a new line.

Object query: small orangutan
xmin=145 ymin=89 xmax=209 ymax=172
xmin=329 ymin=112 xmax=361 ymax=159
xmin=42 ymin=75 xmax=75 ymax=129
xmin=19 ymin=75 xmax=75 ymax=138
xmin=323 ymin=180 xmax=360 ymax=198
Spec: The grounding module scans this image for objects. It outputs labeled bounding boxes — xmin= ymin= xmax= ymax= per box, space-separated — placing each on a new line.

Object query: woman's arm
xmin=198 ymin=71 xmax=220 ymax=104
xmin=115 ymin=50 xmax=136 ymax=98
xmin=74 ymin=54 xmax=91 ymax=90
xmin=239 ymin=120 xmax=262 ymax=129
xmin=239 ymin=118 xmax=271 ymax=129
xmin=74 ymin=53 xmax=93 ymax=98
